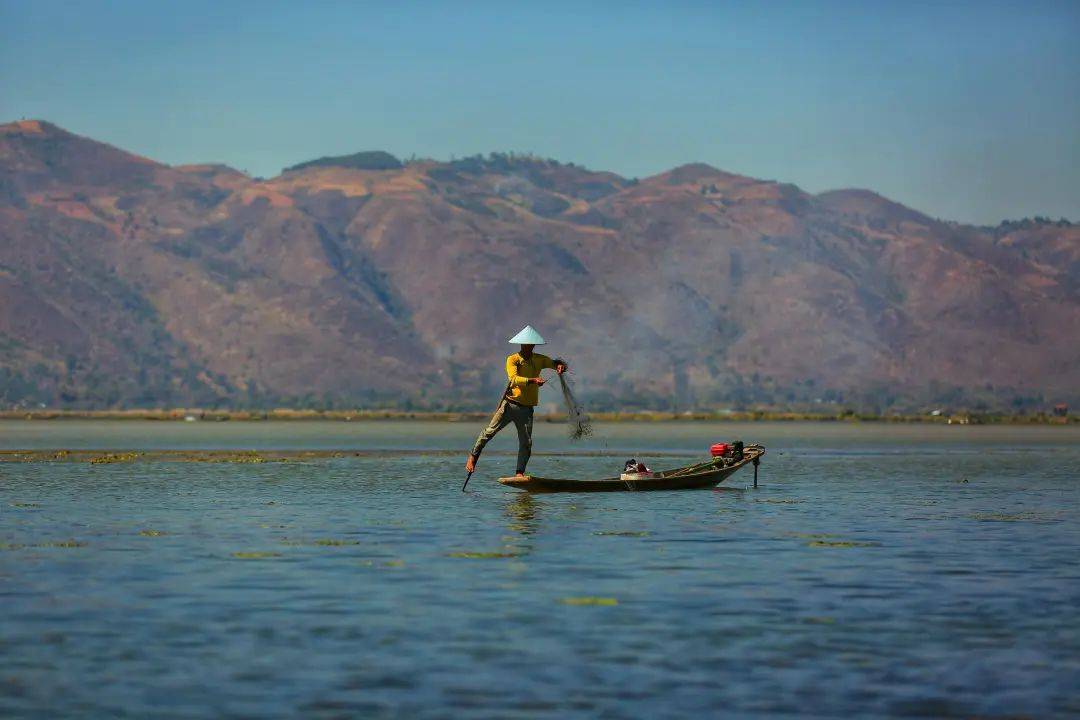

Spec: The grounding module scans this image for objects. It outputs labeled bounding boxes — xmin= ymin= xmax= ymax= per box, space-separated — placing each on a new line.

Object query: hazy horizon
xmin=2 ymin=1 xmax=1078 ymax=224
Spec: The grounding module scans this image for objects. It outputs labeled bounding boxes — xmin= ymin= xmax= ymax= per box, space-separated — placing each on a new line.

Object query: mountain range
xmin=1 ymin=120 xmax=1077 ymax=412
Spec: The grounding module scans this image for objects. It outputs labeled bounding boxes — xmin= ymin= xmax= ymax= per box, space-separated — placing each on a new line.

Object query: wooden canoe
xmin=499 ymin=445 xmax=765 ymax=493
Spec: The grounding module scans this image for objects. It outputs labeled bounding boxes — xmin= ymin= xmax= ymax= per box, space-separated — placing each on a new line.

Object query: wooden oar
xmin=462 ymin=470 xmax=474 ymax=492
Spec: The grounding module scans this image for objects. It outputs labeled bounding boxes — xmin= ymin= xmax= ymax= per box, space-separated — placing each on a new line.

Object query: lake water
xmin=1 ymin=421 xmax=1078 ymax=718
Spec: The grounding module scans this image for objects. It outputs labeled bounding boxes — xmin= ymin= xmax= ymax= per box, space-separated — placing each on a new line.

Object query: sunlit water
xmin=2 ymin=421 xmax=1078 ymax=718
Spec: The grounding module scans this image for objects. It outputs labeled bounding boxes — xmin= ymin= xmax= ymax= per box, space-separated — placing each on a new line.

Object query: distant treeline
xmin=283 ymin=150 xmax=403 ymax=173
xmin=1 ymin=365 xmax=1068 ymax=418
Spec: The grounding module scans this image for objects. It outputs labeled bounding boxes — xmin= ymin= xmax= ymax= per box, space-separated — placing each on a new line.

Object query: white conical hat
xmin=508 ymin=325 xmax=546 ymax=345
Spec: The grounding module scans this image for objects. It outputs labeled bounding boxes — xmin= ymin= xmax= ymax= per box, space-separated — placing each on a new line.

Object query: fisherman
xmin=465 ymin=325 xmax=567 ymax=478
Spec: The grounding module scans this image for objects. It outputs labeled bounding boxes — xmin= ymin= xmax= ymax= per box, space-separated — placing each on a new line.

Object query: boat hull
xmin=499 ymin=446 xmax=764 ymax=493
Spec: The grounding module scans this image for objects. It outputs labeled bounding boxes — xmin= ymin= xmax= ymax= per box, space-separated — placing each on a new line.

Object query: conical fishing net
xmin=557 ymin=371 xmax=592 ymax=440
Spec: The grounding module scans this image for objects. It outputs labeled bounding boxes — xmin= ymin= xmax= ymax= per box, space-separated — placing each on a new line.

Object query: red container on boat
xmin=710 ymin=443 xmax=729 ymax=457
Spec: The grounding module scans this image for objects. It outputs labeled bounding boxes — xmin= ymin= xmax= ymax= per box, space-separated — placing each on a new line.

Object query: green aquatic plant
xmin=560 ymin=597 xmax=618 ymax=606
xmin=802 ymin=616 xmax=837 ymax=625
xmin=807 ymin=540 xmax=881 ymax=548
xmin=89 ymin=452 xmax=139 ymax=464
xmin=447 ymin=551 xmax=522 ymax=559
xmin=277 ymin=537 xmax=359 ymax=546
xmin=1 ymin=540 xmax=85 ymax=549
xmin=593 ymin=531 xmax=650 ymax=537
xmin=227 ymin=451 xmax=266 ymax=464
xmin=968 ymin=512 xmax=1044 ymax=522
xmin=139 ymin=529 xmax=166 ymax=537
xmin=10 ymin=502 xmax=40 ymax=508
xmin=231 ymin=551 xmax=282 ymax=559
xmin=179 ymin=450 xmax=274 ymax=464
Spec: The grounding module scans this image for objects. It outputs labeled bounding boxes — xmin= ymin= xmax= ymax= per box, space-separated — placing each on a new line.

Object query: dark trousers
xmin=471 ymin=400 xmax=534 ymax=474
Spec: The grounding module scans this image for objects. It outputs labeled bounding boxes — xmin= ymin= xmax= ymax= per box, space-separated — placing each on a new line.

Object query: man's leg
xmin=467 ymin=402 xmax=511 ymax=471
xmin=512 ymin=404 xmax=534 ymax=475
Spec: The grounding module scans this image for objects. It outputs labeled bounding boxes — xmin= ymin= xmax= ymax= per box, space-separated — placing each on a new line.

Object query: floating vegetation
xmin=189 ymin=450 xmax=268 ymax=464
xmin=807 ymin=540 xmax=881 ymax=548
xmin=225 ymin=451 xmax=266 ymax=464
xmin=2 ymin=449 xmax=307 ymax=464
xmin=755 ymin=498 xmax=801 ymax=504
xmin=354 ymin=559 xmax=406 ymax=569
xmin=1 ymin=539 xmax=85 ymax=550
xmin=802 ymin=616 xmax=837 ymax=625
xmin=447 ymin=551 xmax=522 ymax=559
xmin=277 ymin=537 xmax=360 ymax=546
xmin=89 ymin=452 xmax=139 ymax=464
xmin=561 ymin=597 xmax=618 ymax=606
xmin=10 ymin=502 xmax=40 ymax=508
xmin=968 ymin=512 xmax=1052 ymax=522
xmin=593 ymin=531 xmax=650 ymax=537
xmin=139 ymin=529 xmax=166 ymax=537
xmin=231 ymin=551 xmax=282 ymax=559
xmin=49 ymin=539 xmax=89 ymax=548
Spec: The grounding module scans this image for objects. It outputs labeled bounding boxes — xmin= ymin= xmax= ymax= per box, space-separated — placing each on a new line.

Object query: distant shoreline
xmin=0 ymin=409 xmax=1073 ymax=425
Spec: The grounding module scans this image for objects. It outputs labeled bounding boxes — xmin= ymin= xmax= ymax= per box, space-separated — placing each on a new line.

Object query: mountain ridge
xmin=1 ymin=120 xmax=1076 ymax=411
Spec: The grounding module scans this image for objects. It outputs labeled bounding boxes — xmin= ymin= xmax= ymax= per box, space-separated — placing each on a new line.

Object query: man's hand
xmin=555 ymin=361 xmax=567 ymax=375
xmin=531 ymin=376 xmax=546 ymax=386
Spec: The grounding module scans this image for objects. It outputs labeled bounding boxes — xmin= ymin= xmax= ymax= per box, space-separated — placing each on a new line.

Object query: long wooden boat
xmin=499 ymin=444 xmax=765 ymax=493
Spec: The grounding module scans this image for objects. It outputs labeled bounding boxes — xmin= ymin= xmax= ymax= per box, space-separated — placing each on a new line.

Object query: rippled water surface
xmin=2 ymin=421 xmax=1078 ymax=718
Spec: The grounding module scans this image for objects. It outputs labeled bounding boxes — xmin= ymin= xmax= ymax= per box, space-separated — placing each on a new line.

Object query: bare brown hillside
xmin=1 ymin=120 xmax=1076 ymax=411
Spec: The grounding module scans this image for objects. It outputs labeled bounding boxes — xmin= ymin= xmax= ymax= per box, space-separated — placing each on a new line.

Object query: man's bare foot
xmin=515 ymin=472 xmax=526 ymax=477
xmin=465 ymin=455 xmax=477 ymax=473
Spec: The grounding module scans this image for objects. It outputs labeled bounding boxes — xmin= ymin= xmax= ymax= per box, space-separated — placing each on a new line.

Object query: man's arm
xmin=545 ymin=354 xmax=568 ymax=375
xmin=534 ymin=354 xmax=556 ymax=371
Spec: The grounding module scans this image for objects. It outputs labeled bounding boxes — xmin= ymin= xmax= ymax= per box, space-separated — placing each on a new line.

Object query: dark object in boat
xmin=499 ymin=445 xmax=765 ymax=493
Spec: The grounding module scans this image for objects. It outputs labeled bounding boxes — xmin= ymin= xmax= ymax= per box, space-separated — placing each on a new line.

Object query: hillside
xmin=1 ymin=120 xmax=1077 ymax=411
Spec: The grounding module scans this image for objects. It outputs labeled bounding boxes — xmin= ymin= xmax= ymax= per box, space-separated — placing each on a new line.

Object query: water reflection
xmin=503 ymin=493 xmax=541 ymax=537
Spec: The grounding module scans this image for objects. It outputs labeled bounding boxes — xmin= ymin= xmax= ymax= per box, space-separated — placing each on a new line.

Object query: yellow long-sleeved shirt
xmin=505 ymin=352 xmax=555 ymax=406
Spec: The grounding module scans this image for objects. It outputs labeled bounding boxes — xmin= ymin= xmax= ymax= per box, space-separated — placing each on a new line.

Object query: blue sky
xmin=2 ymin=1 xmax=1077 ymax=224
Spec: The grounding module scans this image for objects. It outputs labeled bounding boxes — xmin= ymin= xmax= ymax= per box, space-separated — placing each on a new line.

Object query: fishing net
xmin=557 ymin=370 xmax=592 ymax=440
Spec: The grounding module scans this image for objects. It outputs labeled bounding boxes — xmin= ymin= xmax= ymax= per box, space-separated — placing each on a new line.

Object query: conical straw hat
xmin=508 ymin=325 xmax=546 ymax=344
